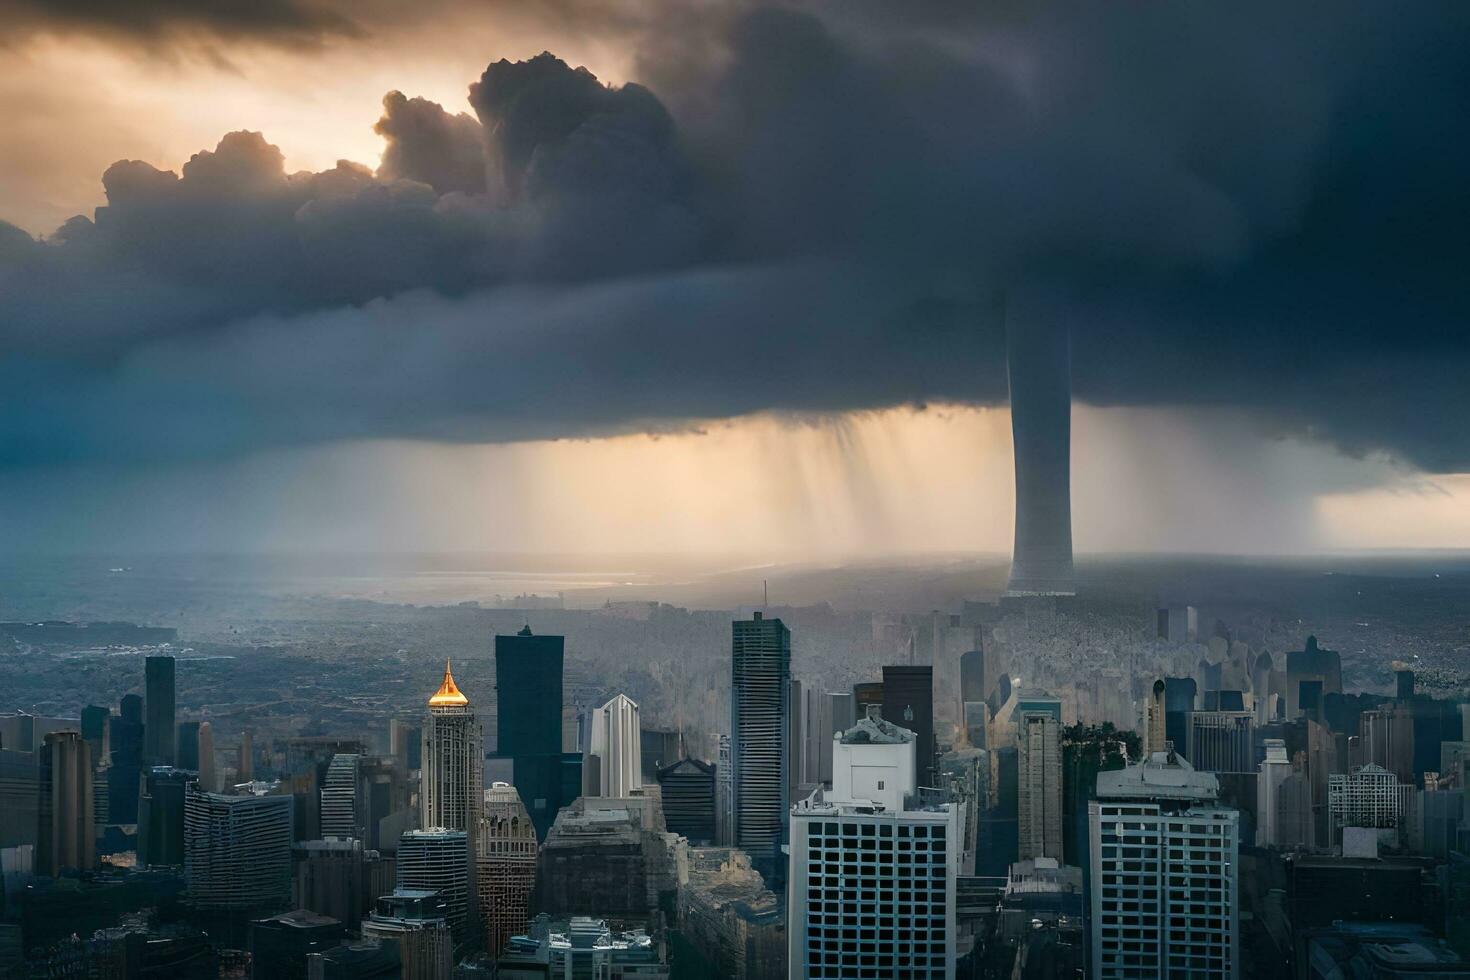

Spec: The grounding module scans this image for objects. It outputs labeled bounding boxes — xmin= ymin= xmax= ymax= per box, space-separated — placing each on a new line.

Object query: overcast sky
xmin=2 ymin=1 xmax=1467 ymax=554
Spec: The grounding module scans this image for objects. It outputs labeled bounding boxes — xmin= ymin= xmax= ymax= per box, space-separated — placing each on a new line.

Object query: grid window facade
xmin=796 ymin=814 xmax=952 ymax=980
xmin=1089 ymin=802 xmax=1238 ymax=979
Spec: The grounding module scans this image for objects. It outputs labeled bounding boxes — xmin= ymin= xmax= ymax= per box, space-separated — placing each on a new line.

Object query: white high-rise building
xmin=321 ymin=753 xmax=364 ymax=841
xmin=1088 ymin=751 xmax=1239 ymax=979
xmin=1017 ymin=711 xmax=1062 ymax=861
xmin=1256 ymin=739 xmax=1292 ymax=848
xmin=788 ymin=707 xmax=964 ymax=980
xmin=583 ymin=695 xmax=643 ymax=798
xmin=183 ymin=786 xmax=293 ymax=910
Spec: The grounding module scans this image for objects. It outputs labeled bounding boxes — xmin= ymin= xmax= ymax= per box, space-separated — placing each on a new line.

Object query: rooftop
xmin=840 ymin=708 xmax=915 ymax=745
xmin=1096 ymin=751 xmax=1219 ymax=802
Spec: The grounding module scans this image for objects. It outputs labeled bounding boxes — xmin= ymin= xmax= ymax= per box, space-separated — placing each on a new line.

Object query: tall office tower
xmin=1145 ymin=679 xmax=1167 ymax=756
xmin=322 ymin=753 xmax=367 ymax=841
xmin=109 ymin=695 xmax=145 ymax=823
xmin=1017 ymin=712 xmax=1062 ymax=861
xmin=584 ymin=694 xmax=642 ymax=798
xmin=715 ymin=735 xmax=735 ymax=846
xmin=144 ymin=655 xmax=177 ymax=766
xmin=1005 ymin=309 xmax=1075 ymax=596
xmin=657 ymin=758 xmax=717 ymax=843
xmin=1088 ymin=752 xmax=1239 ymax=980
xmin=240 ymin=731 xmax=255 ymax=781
xmin=1256 ymin=739 xmax=1293 ymax=848
xmin=397 ymin=829 xmax=470 ymax=944
xmin=1276 ymin=763 xmax=1316 ymax=850
xmin=479 ymin=783 xmax=538 ymax=955
xmin=960 ymin=649 xmax=988 ymax=705
xmin=1286 ymin=635 xmax=1342 ymax=721
xmin=852 ymin=682 xmax=884 ymax=719
xmin=826 ymin=694 xmax=854 ymax=757
xmin=1162 ymin=677 xmax=1197 ymax=754
xmin=1187 ymin=711 xmax=1257 ymax=775
xmin=80 ymin=705 xmax=110 ymax=764
xmin=176 ymin=721 xmax=201 ymax=770
xmin=422 ymin=662 xmax=484 ymax=835
xmin=361 ymin=890 xmax=454 ymax=980
xmin=788 ymin=707 xmax=964 ymax=980
xmin=197 ymin=722 xmax=216 ymax=793
xmin=183 ymin=787 xmax=294 ymax=911
xmin=883 ymin=665 xmax=936 ymax=787
xmin=496 ymin=627 xmax=570 ymax=841
xmin=788 ymin=678 xmax=805 ymax=803
xmin=38 ymin=731 xmax=94 ymax=876
xmin=731 ymin=612 xmax=791 ymax=883
xmin=139 ymin=766 xmax=193 ymax=866
xmin=0 ymin=748 xmax=39 ymax=850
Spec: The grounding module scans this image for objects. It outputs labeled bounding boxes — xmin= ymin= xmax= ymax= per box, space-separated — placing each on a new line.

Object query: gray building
xmin=1088 ymin=752 xmax=1239 ymax=979
xmin=730 ymin=612 xmax=791 ymax=883
xmin=184 ymin=787 xmax=294 ymax=911
xmin=145 ymin=656 xmax=177 ymax=767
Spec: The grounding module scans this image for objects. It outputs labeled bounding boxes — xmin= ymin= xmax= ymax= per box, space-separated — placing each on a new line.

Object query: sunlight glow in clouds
xmin=10 ymin=405 xmax=1462 ymax=557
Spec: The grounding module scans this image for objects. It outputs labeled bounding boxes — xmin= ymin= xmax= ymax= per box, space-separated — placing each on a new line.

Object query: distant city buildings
xmin=38 ymin=730 xmax=94 ymax=876
xmin=657 ymin=758 xmax=716 ymax=844
xmin=360 ymin=890 xmax=453 ymax=980
xmin=1088 ymin=751 xmax=1239 ymax=979
xmin=396 ymin=829 xmax=469 ymax=945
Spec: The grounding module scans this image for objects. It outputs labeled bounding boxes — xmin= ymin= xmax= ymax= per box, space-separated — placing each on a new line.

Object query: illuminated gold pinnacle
xmin=428 ymin=658 xmax=470 ymax=707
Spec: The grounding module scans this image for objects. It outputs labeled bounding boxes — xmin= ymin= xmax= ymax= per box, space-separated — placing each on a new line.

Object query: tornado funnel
xmin=1006 ymin=309 xmax=1076 ymax=596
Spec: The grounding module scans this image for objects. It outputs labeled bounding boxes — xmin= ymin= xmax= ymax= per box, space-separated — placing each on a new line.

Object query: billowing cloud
xmin=2 ymin=4 xmax=1469 ymax=473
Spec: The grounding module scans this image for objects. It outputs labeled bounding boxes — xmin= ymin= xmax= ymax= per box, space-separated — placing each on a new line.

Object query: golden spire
xmin=428 ymin=658 xmax=469 ymax=707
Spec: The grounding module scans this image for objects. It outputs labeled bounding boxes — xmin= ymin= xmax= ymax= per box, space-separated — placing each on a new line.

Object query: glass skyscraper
xmin=495 ymin=627 xmax=574 ymax=841
xmin=731 ymin=612 xmax=791 ymax=883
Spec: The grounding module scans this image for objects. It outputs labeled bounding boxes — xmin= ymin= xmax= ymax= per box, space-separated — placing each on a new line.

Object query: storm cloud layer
xmin=2 ymin=3 xmax=1469 ymax=471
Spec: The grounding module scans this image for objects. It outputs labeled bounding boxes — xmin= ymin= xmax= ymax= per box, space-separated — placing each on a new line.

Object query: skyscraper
xmin=396 ymin=829 xmax=470 ymax=945
xmin=1145 ymin=679 xmax=1167 ymax=756
xmin=479 ymin=782 xmax=538 ymax=954
xmin=788 ymin=707 xmax=964 ymax=979
xmin=422 ymin=662 xmax=483 ymax=836
xmin=788 ymin=677 xmax=805 ymax=804
xmin=1187 ymin=711 xmax=1256 ymax=774
xmin=1017 ymin=712 xmax=1062 ymax=861
xmin=139 ymin=766 xmax=193 ymax=867
xmin=184 ymin=787 xmax=294 ymax=911
xmin=883 ymin=665 xmax=935 ymax=787
xmin=109 ymin=694 xmax=144 ymax=824
xmin=583 ymin=694 xmax=642 ymax=798
xmin=38 ymin=730 xmax=94 ymax=876
xmin=495 ymin=628 xmax=572 ymax=841
xmin=176 ymin=720 xmax=201 ymax=771
xmin=715 ymin=734 xmax=734 ymax=846
xmin=198 ymin=722 xmax=217 ymax=793
xmin=1256 ymin=739 xmax=1292 ymax=848
xmin=731 ymin=612 xmax=791 ymax=883
xmin=1088 ymin=752 xmax=1239 ymax=979
xmin=361 ymin=890 xmax=453 ymax=980
xmin=145 ymin=655 xmax=177 ymax=767
xmin=322 ymin=753 xmax=367 ymax=841
xmin=1005 ymin=307 xmax=1075 ymax=596
xmin=80 ymin=705 xmax=111 ymax=764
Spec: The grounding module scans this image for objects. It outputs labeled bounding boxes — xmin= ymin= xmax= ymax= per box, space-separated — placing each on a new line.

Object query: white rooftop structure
xmin=1096 ymin=750 xmax=1219 ymax=803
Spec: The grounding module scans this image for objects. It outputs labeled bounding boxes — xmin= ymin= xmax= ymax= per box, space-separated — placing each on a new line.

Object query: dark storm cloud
xmin=2 ymin=4 xmax=1469 ymax=470
xmin=0 ymin=0 xmax=363 ymax=45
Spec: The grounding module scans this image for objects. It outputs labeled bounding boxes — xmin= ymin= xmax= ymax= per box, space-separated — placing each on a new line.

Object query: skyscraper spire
xmin=429 ymin=659 xmax=469 ymax=708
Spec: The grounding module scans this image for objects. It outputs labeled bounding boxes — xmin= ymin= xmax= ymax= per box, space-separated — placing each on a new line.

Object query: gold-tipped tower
xmin=428 ymin=658 xmax=470 ymax=708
